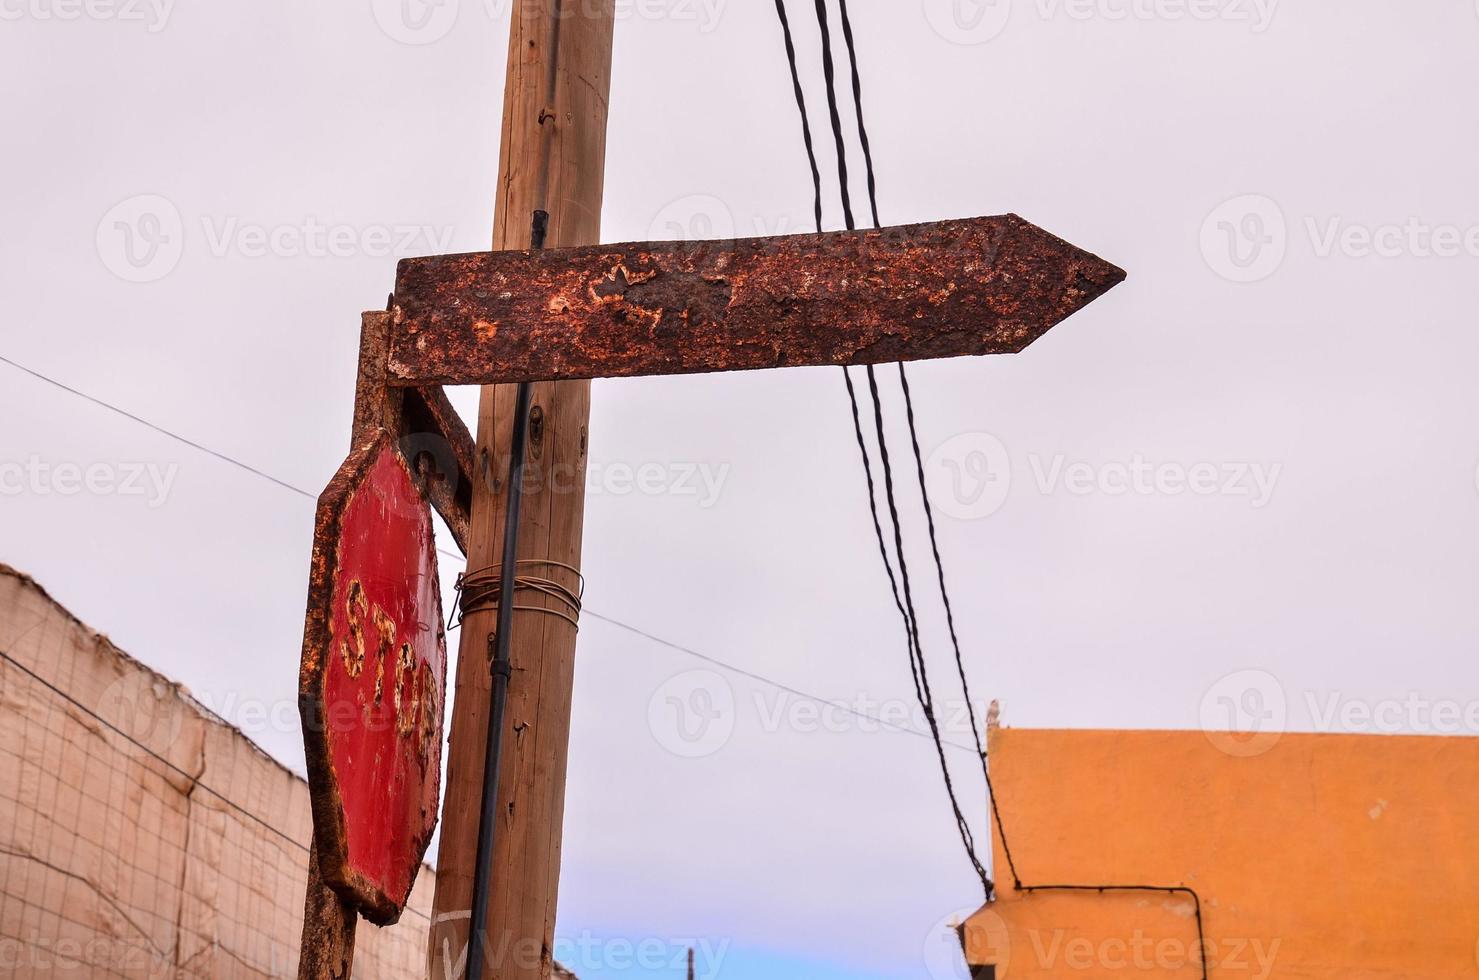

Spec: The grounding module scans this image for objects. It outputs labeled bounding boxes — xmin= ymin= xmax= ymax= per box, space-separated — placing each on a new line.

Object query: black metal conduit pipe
xmin=466 ymin=209 xmax=549 ymax=980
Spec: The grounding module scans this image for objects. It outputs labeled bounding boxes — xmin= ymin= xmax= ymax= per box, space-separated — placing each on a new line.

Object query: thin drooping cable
xmin=774 ymin=0 xmax=992 ymax=897
xmin=584 ymin=609 xmax=979 ymax=755
xmin=792 ymin=9 xmax=1210 ymax=971
xmin=0 ymin=353 xmax=314 ymax=499
xmin=0 ymin=352 xmax=992 ymax=763
xmin=0 ymin=643 xmax=426 ymax=926
xmin=833 ymin=0 xmax=879 ymax=229
xmin=828 ymin=1 xmax=1011 ymax=880
xmin=771 ymin=0 xmax=824 ymax=233
xmin=819 ymin=0 xmax=1021 ymax=893
xmin=0 ymin=646 xmax=300 ymax=853
xmin=809 ymin=0 xmax=856 ymax=231
xmin=863 ymin=367 xmax=991 ymax=893
xmin=896 ymin=363 xmax=1021 ymax=887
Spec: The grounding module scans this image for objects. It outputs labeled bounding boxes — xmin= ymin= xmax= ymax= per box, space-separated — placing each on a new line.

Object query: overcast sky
xmin=5 ymin=1 xmax=1479 ymax=979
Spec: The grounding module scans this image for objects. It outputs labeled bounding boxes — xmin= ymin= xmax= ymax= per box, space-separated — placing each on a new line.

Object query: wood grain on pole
xmin=427 ymin=2 xmax=614 ymax=978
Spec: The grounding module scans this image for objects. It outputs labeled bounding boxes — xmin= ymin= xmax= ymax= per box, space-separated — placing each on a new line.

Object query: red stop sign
xmin=300 ymin=429 xmax=447 ymax=924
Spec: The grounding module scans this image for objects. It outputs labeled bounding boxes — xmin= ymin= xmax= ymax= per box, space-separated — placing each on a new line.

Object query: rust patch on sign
xmin=387 ymin=214 xmax=1126 ymax=386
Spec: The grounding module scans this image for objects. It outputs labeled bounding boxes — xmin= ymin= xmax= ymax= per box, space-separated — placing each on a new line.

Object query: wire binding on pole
xmin=452 ymin=559 xmax=585 ymax=633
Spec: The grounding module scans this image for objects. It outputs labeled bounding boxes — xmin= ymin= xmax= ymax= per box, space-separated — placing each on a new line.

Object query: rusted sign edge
xmin=386 ymin=213 xmax=1126 ymax=386
xmin=297 ymin=427 xmax=439 ymax=926
xmin=356 ymin=311 xmax=475 ymax=554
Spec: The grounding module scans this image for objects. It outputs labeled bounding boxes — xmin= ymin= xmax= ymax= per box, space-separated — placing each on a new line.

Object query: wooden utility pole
xmin=427 ymin=2 xmax=616 ymax=978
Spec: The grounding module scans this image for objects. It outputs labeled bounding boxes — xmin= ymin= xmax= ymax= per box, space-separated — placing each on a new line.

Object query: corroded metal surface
xmin=299 ymin=429 xmax=447 ymax=925
xmin=354 ymin=311 xmax=476 ymax=554
xmin=400 ymin=385 xmax=474 ymax=553
xmin=388 ymin=214 xmax=1126 ymax=386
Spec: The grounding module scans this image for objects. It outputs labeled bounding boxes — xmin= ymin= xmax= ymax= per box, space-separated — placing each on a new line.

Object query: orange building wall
xmin=964 ymin=727 xmax=1479 ymax=979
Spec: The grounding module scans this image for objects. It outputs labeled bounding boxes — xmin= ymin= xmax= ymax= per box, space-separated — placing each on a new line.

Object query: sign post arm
xmin=299 ymin=845 xmax=357 ymax=980
xmin=354 ymin=309 xmax=477 ymax=554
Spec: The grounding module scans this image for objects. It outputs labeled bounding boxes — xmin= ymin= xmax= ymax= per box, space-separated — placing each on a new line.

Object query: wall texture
xmin=0 ymin=562 xmax=434 ymax=977
xmin=965 ymin=726 xmax=1479 ymax=979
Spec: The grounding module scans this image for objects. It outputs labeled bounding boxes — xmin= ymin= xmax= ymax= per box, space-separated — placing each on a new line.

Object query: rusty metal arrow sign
xmin=387 ymin=214 xmax=1125 ymax=386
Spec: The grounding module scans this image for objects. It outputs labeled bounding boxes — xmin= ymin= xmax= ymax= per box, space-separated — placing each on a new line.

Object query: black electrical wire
xmin=809 ymin=0 xmax=855 ymax=231
xmin=833 ymin=0 xmax=879 ymax=229
xmin=0 ymin=644 xmax=435 ymax=927
xmin=776 ymin=0 xmax=993 ymax=899
xmin=862 ymin=366 xmax=991 ymax=894
xmin=775 ymin=5 xmax=1210 ymax=973
xmin=827 ymin=0 xmax=1012 ymax=886
xmin=771 ymin=0 xmax=824 ymax=234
